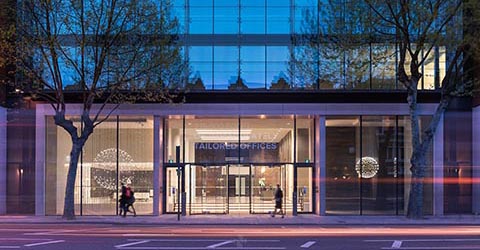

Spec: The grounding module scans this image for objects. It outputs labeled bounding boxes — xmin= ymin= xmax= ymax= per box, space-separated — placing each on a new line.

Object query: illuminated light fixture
xmin=355 ymin=157 xmax=379 ymax=179
xmin=196 ymin=129 xmax=252 ymax=135
xmin=261 ymin=166 xmax=266 ymax=173
xmin=200 ymin=135 xmax=250 ymax=141
xmin=197 ymin=129 xmax=251 ymax=141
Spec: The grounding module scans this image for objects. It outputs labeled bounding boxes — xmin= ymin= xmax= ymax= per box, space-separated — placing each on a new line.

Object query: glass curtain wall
xmin=325 ymin=116 xmax=433 ymax=215
xmin=165 ymin=115 xmax=314 ymax=215
xmin=174 ymin=0 xmax=447 ymax=91
xmin=45 ymin=116 xmax=154 ymax=215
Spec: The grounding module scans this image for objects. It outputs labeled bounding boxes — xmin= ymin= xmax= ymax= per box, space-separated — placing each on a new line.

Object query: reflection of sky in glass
xmin=190 ymin=46 xmax=290 ymax=89
xmin=52 ymin=0 xmax=445 ymax=90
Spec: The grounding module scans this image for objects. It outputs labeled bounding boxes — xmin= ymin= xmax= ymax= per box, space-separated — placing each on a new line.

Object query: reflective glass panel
xmin=326 ymin=116 xmax=361 ymax=215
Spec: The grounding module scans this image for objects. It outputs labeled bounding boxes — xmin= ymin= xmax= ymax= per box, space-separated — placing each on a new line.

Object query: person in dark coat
xmin=119 ymin=182 xmax=127 ymax=217
xmin=271 ymin=184 xmax=284 ymax=218
xmin=124 ymin=184 xmax=136 ymax=217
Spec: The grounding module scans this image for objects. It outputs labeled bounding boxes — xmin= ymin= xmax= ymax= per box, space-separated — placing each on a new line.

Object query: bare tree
xmin=295 ymin=0 xmax=479 ymax=218
xmin=0 ymin=0 xmax=187 ymax=219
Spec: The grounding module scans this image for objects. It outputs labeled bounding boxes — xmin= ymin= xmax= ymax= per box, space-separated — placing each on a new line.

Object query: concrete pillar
xmin=473 ymin=106 xmax=480 ymax=214
xmin=153 ymin=116 xmax=164 ymax=215
xmin=0 ymin=107 xmax=6 ymax=215
xmin=433 ymin=114 xmax=444 ymax=216
xmin=35 ymin=106 xmax=46 ymax=216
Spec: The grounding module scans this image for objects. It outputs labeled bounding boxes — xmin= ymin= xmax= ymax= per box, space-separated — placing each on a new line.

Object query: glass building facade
xmin=2 ymin=0 xmax=477 ymax=218
xmin=171 ymin=0 xmax=446 ymax=91
xmin=43 ymin=112 xmax=437 ymax=216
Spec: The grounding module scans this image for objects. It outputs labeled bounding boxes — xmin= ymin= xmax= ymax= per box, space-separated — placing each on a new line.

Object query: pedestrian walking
xmin=125 ymin=184 xmax=136 ymax=217
xmin=271 ymin=184 xmax=284 ymax=218
xmin=119 ymin=182 xmax=127 ymax=217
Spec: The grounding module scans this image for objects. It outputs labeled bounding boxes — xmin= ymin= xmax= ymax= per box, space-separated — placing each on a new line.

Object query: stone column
xmin=35 ymin=106 xmax=46 ymax=216
xmin=433 ymin=115 xmax=444 ymax=216
xmin=153 ymin=116 xmax=164 ymax=215
xmin=316 ymin=116 xmax=326 ymax=215
xmin=473 ymin=107 xmax=480 ymax=214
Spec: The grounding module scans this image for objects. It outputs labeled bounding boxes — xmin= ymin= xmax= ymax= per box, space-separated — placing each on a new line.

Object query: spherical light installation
xmin=355 ymin=157 xmax=379 ymax=178
xmin=92 ymin=148 xmax=136 ymax=190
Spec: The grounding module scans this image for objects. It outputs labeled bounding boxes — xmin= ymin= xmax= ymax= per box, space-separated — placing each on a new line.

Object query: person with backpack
xmin=124 ymin=184 xmax=136 ymax=217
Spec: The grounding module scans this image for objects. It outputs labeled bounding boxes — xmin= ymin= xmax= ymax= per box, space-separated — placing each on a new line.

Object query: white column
xmin=473 ymin=106 xmax=480 ymax=214
xmin=153 ymin=116 xmax=163 ymax=215
xmin=0 ymin=107 xmax=6 ymax=215
xmin=316 ymin=116 xmax=326 ymax=215
xmin=35 ymin=106 xmax=46 ymax=216
xmin=433 ymin=114 xmax=444 ymax=216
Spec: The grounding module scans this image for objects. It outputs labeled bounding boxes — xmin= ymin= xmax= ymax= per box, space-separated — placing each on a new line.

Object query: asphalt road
xmin=0 ymin=223 xmax=479 ymax=250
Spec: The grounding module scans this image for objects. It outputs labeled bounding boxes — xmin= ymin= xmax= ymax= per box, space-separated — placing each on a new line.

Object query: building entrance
xmin=165 ymin=164 xmax=297 ymax=215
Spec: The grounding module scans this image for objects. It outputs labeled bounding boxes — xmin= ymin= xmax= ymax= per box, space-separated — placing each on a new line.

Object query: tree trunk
xmin=62 ymin=143 xmax=82 ymax=220
xmin=407 ymin=155 xmax=427 ymax=219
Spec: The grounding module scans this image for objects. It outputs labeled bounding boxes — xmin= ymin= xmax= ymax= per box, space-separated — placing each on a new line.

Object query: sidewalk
xmin=2 ymin=214 xmax=480 ymax=225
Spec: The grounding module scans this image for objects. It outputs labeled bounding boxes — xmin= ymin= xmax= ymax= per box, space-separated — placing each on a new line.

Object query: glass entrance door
xmin=251 ymin=164 xmax=288 ymax=213
xmin=228 ymin=165 xmax=251 ymax=214
xmin=190 ymin=165 xmax=227 ymax=214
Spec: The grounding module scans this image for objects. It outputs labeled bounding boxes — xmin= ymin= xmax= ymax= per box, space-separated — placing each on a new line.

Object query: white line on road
xmin=300 ymin=241 xmax=316 ymax=248
xmin=206 ymin=240 xmax=234 ymax=249
xmin=122 ymin=234 xmax=176 ymax=237
xmin=115 ymin=240 xmax=151 ymax=248
xmin=24 ymin=240 xmax=65 ymax=247
xmin=0 ymin=238 xmax=52 ymax=241
xmin=391 ymin=240 xmax=403 ymax=248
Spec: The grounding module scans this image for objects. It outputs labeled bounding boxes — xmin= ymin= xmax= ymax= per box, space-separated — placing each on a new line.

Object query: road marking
xmin=24 ymin=240 xmax=65 ymax=247
xmin=206 ymin=240 xmax=234 ymax=249
xmin=381 ymin=247 xmax=480 ymax=250
xmin=0 ymin=238 xmax=52 ymax=241
xmin=300 ymin=241 xmax=316 ymax=248
xmin=391 ymin=240 xmax=403 ymax=248
xmin=115 ymin=240 xmax=151 ymax=248
xmin=123 ymin=234 xmax=176 ymax=237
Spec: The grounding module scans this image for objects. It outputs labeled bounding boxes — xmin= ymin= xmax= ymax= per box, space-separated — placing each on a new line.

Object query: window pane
xmin=184 ymin=117 xmax=240 ymax=163
xmin=190 ymin=7 xmax=213 ymax=34
xmin=345 ymin=46 xmax=370 ymax=89
xmin=82 ymin=117 xmax=117 ymax=215
xmin=240 ymin=116 xmax=294 ymax=164
xmin=297 ymin=167 xmax=313 ymax=212
xmin=118 ymin=116 xmax=154 ymax=215
xmin=361 ymin=116 xmax=397 ymax=215
xmin=241 ymin=7 xmax=266 ymax=34
xmin=165 ymin=117 xmax=184 ymax=163
xmin=326 ymin=116 xmax=361 ymax=215
xmin=214 ymin=7 xmax=239 ymax=34
xmin=267 ymin=7 xmax=290 ymax=34
xmin=371 ymin=44 xmax=396 ymax=89
xmin=296 ymin=117 xmax=314 ymax=163
xmin=423 ymin=48 xmax=435 ymax=90
xmin=45 ymin=116 xmax=81 ymax=215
